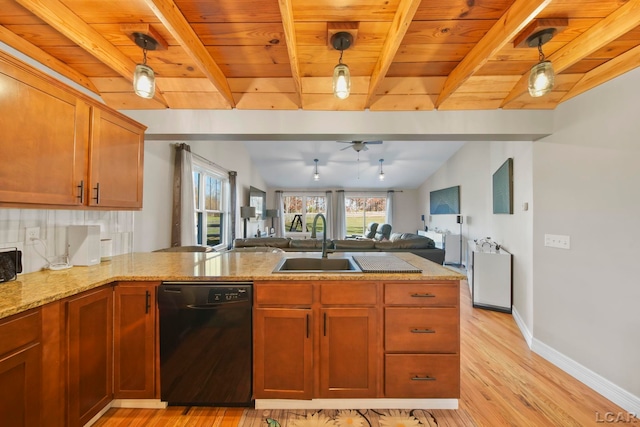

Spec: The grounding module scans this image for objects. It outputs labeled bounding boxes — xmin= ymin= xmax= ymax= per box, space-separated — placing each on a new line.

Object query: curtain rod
xmin=175 ymin=142 xmax=229 ymax=173
xmin=336 ymin=189 xmax=403 ymax=193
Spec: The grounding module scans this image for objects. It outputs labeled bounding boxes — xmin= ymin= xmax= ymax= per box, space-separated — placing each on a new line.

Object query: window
xmin=345 ymin=196 xmax=386 ymax=235
xmin=193 ymin=161 xmax=229 ymax=249
xmin=283 ymin=194 xmax=326 ymax=234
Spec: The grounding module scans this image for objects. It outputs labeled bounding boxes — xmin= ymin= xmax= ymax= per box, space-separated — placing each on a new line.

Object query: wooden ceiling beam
xmin=364 ymin=0 xmax=422 ymax=109
xmin=277 ymin=0 xmax=302 ymax=106
xmin=13 ymin=0 xmax=168 ymax=106
xmin=0 ymin=24 xmax=98 ymax=93
xmin=142 ymin=0 xmax=235 ymax=108
xmin=501 ymin=0 xmax=640 ymax=107
xmin=561 ymin=43 xmax=640 ymax=103
xmin=435 ymin=0 xmax=552 ymax=108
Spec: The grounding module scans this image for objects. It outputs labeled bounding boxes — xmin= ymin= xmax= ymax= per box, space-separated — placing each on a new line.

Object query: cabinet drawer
xmin=385 ymin=354 xmax=459 ymax=398
xmin=385 ymin=308 xmax=458 ymax=353
xmin=0 ymin=310 xmax=41 ymax=356
xmin=321 ymin=282 xmax=377 ymax=305
xmin=255 ymin=283 xmax=313 ymax=305
xmin=385 ymin=283 xmax=458 ymax=306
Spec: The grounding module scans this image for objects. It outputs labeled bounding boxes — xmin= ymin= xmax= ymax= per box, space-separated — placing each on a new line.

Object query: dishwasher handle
xmin=186 ymin=300 xmax=250 ymax=309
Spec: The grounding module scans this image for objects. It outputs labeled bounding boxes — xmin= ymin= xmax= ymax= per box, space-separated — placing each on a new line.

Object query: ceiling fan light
xmin=528 ymin=60 xmax=554 ymax=97
xmin=134 ymin=63 xmax=155 ymax=99
xmin=333 ymin=63 xmax=350 ymax=99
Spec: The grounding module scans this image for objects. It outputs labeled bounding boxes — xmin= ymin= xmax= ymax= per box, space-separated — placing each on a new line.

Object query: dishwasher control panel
xmin=208 ymin=287 xmax=249 ymax=303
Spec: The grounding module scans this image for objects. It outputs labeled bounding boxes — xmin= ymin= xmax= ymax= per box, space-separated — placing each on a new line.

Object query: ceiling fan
xmin=338 ymin=140 xmax=383 ymax=152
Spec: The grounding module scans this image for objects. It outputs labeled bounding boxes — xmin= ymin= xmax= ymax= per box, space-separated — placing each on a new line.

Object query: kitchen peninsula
xmin=0 ymin=251 xmax=464 ymax=426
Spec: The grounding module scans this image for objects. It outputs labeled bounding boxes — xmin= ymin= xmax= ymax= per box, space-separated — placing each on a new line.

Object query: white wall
xmin=417 ymin=141 xmax=534 ymax=327
xmin=533 ymin=67 xmax=640 ymax=401
xmin=134 ymin=140 xmax=267 ymax=252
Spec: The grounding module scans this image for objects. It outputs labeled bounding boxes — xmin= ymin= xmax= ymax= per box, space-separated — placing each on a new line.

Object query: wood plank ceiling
xmin=1 ymin=0 xmax=639 ymax=111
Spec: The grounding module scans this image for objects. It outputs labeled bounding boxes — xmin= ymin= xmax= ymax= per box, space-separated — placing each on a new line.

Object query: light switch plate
xmin=544 ymin=234 xmax=570 ymax=249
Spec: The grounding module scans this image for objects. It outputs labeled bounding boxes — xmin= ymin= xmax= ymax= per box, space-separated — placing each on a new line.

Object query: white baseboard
xmin=511 ymin=306 xmax=533 ymax=348
xmin=84 ymin=402 xmax=113 ymax=427
xmin=531 ymin=338 xmax=640 ymax=415
xmin=255 ymin=398 xmax=458 ymax=410
xmin=511 ymin=308 xmax=640 ymax=415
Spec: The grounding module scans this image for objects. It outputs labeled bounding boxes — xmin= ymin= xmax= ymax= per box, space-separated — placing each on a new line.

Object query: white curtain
xmin=275 ymin=191 xmax=285 ymax=237
xmin=386 ymin=190 xmax=395 ymax=227
xmin=325 ymin=190 xmax=333 ymax=240
xmin=171 ymin=143 xmax=196 ymax=246
xmin=335 ymin=190 xmax=346 ymax=239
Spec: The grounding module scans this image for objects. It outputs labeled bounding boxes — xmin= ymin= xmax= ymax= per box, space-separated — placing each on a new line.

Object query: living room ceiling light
xmin=133 ymin=32 xmax=158 ymax=99
xmin=379 ymin=159 xmax=385 ymax=181
xmin=331 ymin=32 xmax=353 ymax=100
xmin=313 ymin=158 xmax=320 ymax=181
xmin=527 ymin=28 xmax=556 ymax=97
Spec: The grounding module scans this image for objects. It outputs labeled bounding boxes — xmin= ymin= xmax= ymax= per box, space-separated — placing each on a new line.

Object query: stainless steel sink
xmin=273 ymin=257 xmax=362 ymax=273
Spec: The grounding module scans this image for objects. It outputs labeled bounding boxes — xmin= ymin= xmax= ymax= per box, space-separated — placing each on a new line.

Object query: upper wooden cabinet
xmin=0 ymin=51 xmax=146 ymax=210
xmin=89 ymin=109 xmax=144 ymax=209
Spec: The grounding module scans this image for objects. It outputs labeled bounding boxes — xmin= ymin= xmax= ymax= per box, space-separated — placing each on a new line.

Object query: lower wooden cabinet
xmin=114 ymin=282 xmax=157 ymax=399
xmin=384 ymin=281 xmax=460 ymax=399
xmin=254 ymin=281 xmax=381 ymax=400
xmin=0 ymin=310 xmax=42 ymax=427
xmin=319 ymin=307 xmax=378 ymax=398
xmin=66 ymin=286 xmax=113 ymax=427
xmin=254 ymin=308 xmax=313 ymax=399
xmin=385 ymin=354 xmax=460 ymax=398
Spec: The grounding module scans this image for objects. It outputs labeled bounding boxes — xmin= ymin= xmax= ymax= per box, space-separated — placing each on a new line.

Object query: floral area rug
xmin=238 ymin=408 xmax=477 ymax=427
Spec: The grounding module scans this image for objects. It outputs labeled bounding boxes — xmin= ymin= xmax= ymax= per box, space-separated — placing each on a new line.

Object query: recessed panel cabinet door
xmin=0 ymin=60 xmax=88 ymax=206
xmin=254 ymin=308 xmax=313 ymax=399
xmin=319 ymin=307 xmax=378 ymax=398
xmin=89 ymin=108 xmax=144 ymax=208
xmin=66 ymin=287 xmax=113 ymax=427
xmin=114 ymin=283 xmax=157 ymax=399
xmin=0 ymin=310 xmax=42 ymax=427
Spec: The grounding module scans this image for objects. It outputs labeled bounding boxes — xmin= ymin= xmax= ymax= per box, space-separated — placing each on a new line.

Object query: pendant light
xmin=378 ymin=159 xmax=385 ymax=181
xmin=526 ymin=28 xmax=556 ymax=98
xmin=313 ymin=158 xmax=320 ymax=181
xmin=331 ymin=32 xmax=353 ymax=99
xmin=133 ymin=33 xmax=159 ymax=99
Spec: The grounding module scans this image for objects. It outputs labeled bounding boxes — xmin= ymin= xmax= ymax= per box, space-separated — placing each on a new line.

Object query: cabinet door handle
xmin=323 ymin=312 xmax=327 ymax=336
xmin=145 ymin=290 xmax=151 ymax=314
xmin=411 ymin=293 xmax=435 ymax=298
xmin=93 ymin=183 xmax=100 ymax=204
xmin=77 ymin=180 xmax=84 ymax=203
xmin=411 ymin=376 xmax=436 ymax=381
xmin=411 ymin=328 xmax=435 ymax=334
xmin=306 ymin=313 xmax=310 ymax=338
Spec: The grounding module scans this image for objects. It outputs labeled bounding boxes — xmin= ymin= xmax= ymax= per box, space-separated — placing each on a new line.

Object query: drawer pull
xmin=411 ymin=293 xmax=435 ymax=298
xmin=411 ymin=328 xmax=435 ymax=334
xmin=411 ymin=375 xmax=436 ymax=381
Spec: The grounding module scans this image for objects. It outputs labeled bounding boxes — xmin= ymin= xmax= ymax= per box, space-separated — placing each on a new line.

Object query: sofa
xmin=232 ymin=232 xmax=445 ymax=264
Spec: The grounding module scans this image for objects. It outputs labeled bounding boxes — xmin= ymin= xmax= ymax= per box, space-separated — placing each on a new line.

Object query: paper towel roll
xmin=100 ymin=239 xmax=113 ymax=261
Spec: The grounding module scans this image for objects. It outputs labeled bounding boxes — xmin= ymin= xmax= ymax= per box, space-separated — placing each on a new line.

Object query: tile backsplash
xmin=0 ymin=208 xmax=134 ymax=274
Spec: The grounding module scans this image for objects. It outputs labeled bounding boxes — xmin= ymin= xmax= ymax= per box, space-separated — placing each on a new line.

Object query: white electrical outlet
xmin=544 ymin=233 xmax=570 ymax=249
xmin=25 ymin=227 xmax=40 ymax=243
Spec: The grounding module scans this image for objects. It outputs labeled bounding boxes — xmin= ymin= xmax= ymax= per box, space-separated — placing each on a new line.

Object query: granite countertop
xmin=0 ymin=251 xmax=464 ymax=320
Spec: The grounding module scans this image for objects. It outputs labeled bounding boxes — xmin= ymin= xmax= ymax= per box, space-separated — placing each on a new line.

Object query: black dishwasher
xmin=158 ymin=282 xmax=253 ymax=406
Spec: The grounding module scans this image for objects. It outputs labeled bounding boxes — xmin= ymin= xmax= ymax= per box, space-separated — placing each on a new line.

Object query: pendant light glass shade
xmin=134 ymin=63 xmax=155 ymax=99
xmin=333 ymin=63 xmax=351 ymax=99
xmin=313 ymin=158 xmax=320 ymax=181
xmin=528 ymin=60 xmax=554 ymax=97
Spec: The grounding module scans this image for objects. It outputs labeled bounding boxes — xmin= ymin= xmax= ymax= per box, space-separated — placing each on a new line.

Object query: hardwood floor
xmin=94 ymin=281 xmax=626 ymax=427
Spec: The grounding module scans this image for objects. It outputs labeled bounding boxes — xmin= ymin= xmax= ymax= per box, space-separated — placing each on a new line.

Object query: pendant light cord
xmin=537 ymin=39 xmax=545 ymax=62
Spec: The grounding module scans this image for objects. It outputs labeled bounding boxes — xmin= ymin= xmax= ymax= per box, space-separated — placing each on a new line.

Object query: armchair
xmin=374 ymin=223 xmax=392 ymax=240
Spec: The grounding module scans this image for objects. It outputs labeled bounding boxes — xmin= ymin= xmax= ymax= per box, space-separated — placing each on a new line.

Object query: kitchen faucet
xmin=310 ymin=213 xmax=328 ymax=258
